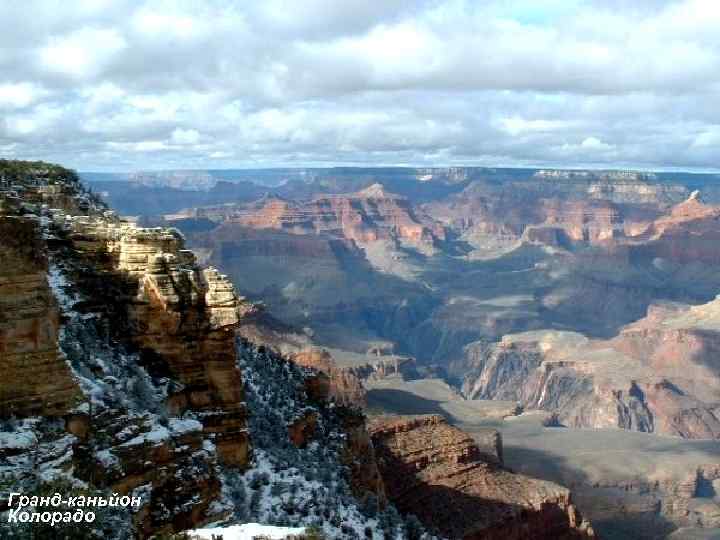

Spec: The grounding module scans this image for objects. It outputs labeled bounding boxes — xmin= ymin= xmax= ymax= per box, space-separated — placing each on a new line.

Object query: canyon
xmin=1 ymin=161 xmax=600 ymax=539
xmin=4 ymin=162 xmax=720 ymax=538
xmin=101 ymin=165 xmax=720 ymax=538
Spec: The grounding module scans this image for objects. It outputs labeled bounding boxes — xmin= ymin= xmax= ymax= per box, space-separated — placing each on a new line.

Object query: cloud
xmin=0 ymin=0 xmax=718 ymax=171
xmin=0 ymin=83 xmax=45 ymax=109
xmin=38 ymin=27 xmax=127 ymax=79
xmin=171 ymin=128 xmax=200 ymax=145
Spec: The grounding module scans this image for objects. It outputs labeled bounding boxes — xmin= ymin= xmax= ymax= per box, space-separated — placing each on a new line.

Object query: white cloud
xmin=107 ymin=140 xmax=169 ymax=152
xmin=581 ymin=136 xmax=613 ymax=151
xmin=0 ymin=0 xmax=718 ymax=171
xmin=38 ymin=27 xmax=126 ymax=78
xmin=496 ymin=116 xmax=573 ymax=136
xmin=171 ymin=128 xmax=200 ymax=145
xmin=692 ymin=128 xmax=720 ymax=148
xmin=0 ymin=83 xmax=45 ymax=109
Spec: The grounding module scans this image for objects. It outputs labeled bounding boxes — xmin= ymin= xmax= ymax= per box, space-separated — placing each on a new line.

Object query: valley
xmin=88 ymin=165 xmax=720 ymax=538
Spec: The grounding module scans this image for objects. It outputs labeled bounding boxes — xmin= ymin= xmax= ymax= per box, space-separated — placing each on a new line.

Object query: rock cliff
xmin=368 ymin=415 xmax=595 ymax=539
xmin=0 ymin=164 xmax=251 ymax=535
xmin=0 ymin=216 xmax=81 ymax=417
xmin=202 ymin=184 xmax=445 ymax=250
xmin=462 ymin=300 xmax=720 ymax=439
xmin=58 ymin=214 xmax=253 ymax=468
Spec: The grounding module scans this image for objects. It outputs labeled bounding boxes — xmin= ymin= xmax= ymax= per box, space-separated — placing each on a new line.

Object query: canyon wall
xmin=0 ymin=215 xmax=81 ymax=417
xmin=1 ymin=171 xmax=252 ymax=535
xmin=62 ymin=215 xmax=253 ymax=467
xmin=369 ymin=415 xmax=595 ymax=539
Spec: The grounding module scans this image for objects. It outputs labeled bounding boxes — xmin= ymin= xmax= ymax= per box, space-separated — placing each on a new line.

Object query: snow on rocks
xmin=188 ymin=523 xmax=306 ymax=540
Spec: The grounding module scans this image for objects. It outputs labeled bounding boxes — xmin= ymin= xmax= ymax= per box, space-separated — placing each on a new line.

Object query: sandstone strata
xmin=0 ymin=215 xmax=81 ymax=417
xmin=63 ymin=216 xmax=253 ymax=467
xmin=291 ymin=348 xmax=367 ymax=407
xmin=463 ymin=300 xmax=720 ymax=438
xmin=206 ymin=184 xmax=445 ymax=249
xmin=369 ymin=415 xmax=594 ymax=539
xmin=0 ymin=166 xmax=252 ymax=536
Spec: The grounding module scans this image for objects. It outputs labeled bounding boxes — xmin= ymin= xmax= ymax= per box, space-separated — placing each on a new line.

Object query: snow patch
xmin=188 ymin=523 xmax=306 ymax=540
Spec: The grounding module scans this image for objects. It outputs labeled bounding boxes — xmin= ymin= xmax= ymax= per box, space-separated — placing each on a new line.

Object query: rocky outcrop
xmin=0 ymin=163 xmax=252 ymax=536
xmin=291 ymin=349 xmax=367 ymax=408
xmin=339 ymin=408 xmax=387 ymax=506
xmin=61 ymin=217 xmax=254 ymax=467
xmin=0 ymin=215 xmax=81 ymax=418
xmin=463 ymin=302 xmax=720 ymax=438
xmin=287 ymin=410 xmax=318 ymax=448
xmin=73 ymin=411 xmax=227 ymax=537
xmin=368 ymin=415 xmax=595 ymax=539
xmin=213 ymin=184 xmax=445 ymax=249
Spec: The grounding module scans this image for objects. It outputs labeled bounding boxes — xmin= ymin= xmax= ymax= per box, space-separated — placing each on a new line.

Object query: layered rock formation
xmin=61 ymin=215 xmax=253 ymax=467
xmin=629 ymin=190 xmax=720 ymax=265
xmin=0 ymin=166 xmax=254 ymax=536
xmin=73 ymin=412 xmax=228 ymax=537
xmin=423 ymin=178 xmax=672 ymax=257
xmin=368 ymin=415 xmax=595 ymax=539
xmin=0 ymin=215 xmax=81 ymax=417
xmin=462 ymin=296 xmax=720 ymax=438
xmin=291 ymin=348 xmax=367 ymax=408
xmin=203 ymin=184 xmax=445 ymax=249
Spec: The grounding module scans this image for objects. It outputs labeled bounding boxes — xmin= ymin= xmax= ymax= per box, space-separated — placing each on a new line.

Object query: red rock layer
xmin=226 ymin=185 xmax=445 ymax=246
xmin=369 ymin=415 xmax=595 ymax=540
xmin=66 ymin=221 xmax=253 ymax=467
xmin=0 ymin=216 xmax=81 ymax=417
xmin=291 ymin=349 xmax=367 ymax=408
xmin=631 ymin=193 xmax=720 ymax=265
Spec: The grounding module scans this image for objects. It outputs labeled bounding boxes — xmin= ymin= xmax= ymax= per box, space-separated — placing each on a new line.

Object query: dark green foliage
xmin=0 ymin=159 xmax=80 ymax=186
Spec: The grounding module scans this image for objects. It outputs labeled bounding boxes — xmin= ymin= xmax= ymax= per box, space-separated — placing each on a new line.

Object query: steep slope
xmin=462 ymin=297 xmax=720 ymax=439
xmin=0 ymin=163 xmax=394 ymax=538
xmin=369 ymin=415 xmax=595 ymax=539
xmin=461 ymin=194 xmax=720 ymax=440
xmin=0 ymin=215 xmax=81 ymax=417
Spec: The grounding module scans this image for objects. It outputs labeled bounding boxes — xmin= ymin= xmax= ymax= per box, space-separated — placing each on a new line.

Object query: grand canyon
xmin=63 ymin=165 xmax=720 ymax=539
xmin=3 ymin=1 xmax=720 ymax=539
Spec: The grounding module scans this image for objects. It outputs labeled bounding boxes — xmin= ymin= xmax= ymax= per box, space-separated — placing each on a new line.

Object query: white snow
xmin=0 ymin=430 xmax=37 ymax=450
xmin=187 ymin=523 xmax=306 ymax=540
xmin=95 ymin=449 xmax=120 ymax=469
xmin=120 ymin=424 xmax=170 ymax=447
xmin=169 ymin=418 xmax=203 ymax=435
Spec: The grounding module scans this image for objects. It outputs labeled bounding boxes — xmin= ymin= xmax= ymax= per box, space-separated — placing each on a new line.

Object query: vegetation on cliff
xmin=0 ymin=159 xmax=80 ymax=186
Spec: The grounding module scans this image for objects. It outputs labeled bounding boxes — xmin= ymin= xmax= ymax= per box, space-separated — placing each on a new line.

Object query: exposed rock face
xmin=630 ymin=192 xmax=720 ymax=265
xmin=424 ymin=180 xmax=667 ymax=256
xmin=368 ymin=415 xmax=595 ymax=539
xmin=0 ymin=165 xmax=253 ymax=536
xmin=291 ymin=349 xmax=367 ymax=408
xmin=73 ymin=412 xmax=227 ymax=537
xmin=0 ymin=216 xmax=81 ymax=417
xmin=340 ymin=408 xmax=387 ymax=507
xmin=215 ymin=185 xmax=445 ymax=249
xmin=287 ymin=410 xmax=318 ymax=448
xmin=463 ymin=297 xmax=720 ymax=438
xmin=64 ymin=217 xmax=253 ymax=467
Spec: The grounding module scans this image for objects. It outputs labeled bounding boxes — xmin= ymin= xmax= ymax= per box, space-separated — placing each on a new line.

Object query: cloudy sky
xmin=1 ymin=0 xmax=719 ymax=172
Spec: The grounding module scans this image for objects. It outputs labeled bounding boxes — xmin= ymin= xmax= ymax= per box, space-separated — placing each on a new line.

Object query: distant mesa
xmin=356 ymin=183 xmax=391 ymax=198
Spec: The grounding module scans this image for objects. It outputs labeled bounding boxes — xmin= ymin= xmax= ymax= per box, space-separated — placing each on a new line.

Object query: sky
xmin=1 ymin=0 xmax=719 ymax=172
